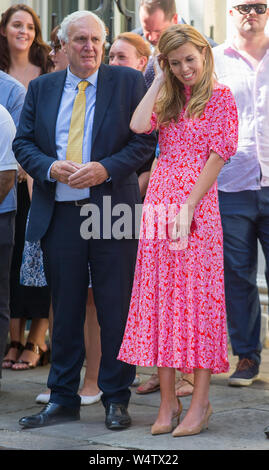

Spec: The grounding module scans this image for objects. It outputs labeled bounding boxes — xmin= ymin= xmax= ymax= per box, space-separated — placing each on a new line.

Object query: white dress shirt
xmin=213 ymin=41 xmax=269 ymax=192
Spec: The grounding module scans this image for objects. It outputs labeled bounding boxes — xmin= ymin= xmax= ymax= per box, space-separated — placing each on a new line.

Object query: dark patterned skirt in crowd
xmin=9 ymin=181 xmax=50 ymax=319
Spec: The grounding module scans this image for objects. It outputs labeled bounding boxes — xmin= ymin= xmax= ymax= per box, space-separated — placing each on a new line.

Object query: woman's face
xmin=167 ymin=42 xmax=206 ymax=87
xmin=109 ymin=39 xmax=146 ymax=71
xmin=4 ymin=10 xmax=36 ymax=54
xmin=49 ymin=44 xmax=69 ymax=72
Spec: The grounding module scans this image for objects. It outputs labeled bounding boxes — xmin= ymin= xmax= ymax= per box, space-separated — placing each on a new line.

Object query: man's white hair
xmin=58 ymin=10 xmax=107 ymax=43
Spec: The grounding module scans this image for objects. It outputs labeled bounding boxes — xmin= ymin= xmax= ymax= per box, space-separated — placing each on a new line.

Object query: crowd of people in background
xmin=0 ymin=0 xmax=269 ymax=439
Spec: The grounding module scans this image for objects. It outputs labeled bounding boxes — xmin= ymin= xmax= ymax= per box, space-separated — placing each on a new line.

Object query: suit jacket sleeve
xmin=13 ymin=80 xmax=57 ymax=185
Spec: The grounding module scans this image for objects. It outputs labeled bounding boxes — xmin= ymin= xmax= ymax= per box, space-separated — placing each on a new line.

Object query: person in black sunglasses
xmin=230 ymin=0 xmax=268 ymax=35
xmin=233 ymin=2 xmax=267 ymax=15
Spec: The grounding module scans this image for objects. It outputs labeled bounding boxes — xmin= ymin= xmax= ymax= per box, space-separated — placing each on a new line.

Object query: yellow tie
xmin=66 ymin=80 xmax=89 ymax=164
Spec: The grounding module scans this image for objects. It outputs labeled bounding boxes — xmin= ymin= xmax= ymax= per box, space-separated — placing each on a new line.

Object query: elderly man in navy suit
xmin=14 ymin=10 xmax=156 ymax=430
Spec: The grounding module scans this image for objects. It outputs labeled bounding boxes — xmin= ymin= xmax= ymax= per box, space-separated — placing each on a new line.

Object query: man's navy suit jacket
xmin=13 ymin=64 xmax=156 ymax=242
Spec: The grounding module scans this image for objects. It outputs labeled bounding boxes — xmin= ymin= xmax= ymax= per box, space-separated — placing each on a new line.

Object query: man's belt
xmin=56 ymin=198 xmax=91 ymax=207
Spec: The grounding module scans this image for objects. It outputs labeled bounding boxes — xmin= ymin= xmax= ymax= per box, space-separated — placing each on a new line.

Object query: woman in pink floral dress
xmin=118 ymin=24 xmax=238 ymax=437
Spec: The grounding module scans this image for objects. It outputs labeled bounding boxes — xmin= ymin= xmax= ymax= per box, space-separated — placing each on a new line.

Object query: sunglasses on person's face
xmin=233 ymin=3 xmax=268 ymax=14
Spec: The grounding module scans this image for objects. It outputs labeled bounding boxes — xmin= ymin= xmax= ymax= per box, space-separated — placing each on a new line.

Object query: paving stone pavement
xmin=0 ymin=348 xmax=269 ymax=452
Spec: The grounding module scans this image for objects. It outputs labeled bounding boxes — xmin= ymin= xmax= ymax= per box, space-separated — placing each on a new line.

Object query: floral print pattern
xmin=20 ymin=214 xmax=47 ymax=287
xmin=118 ymin=84 xmax=238 ymax=374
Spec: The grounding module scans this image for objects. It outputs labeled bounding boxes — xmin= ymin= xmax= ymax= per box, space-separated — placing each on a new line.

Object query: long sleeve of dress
xmin=208 ymin=86 xmax=238 ymax=162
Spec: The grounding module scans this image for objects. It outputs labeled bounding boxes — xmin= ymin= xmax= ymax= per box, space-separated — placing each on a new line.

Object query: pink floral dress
xmin=118 ymin=83 xmax=238 ymax=374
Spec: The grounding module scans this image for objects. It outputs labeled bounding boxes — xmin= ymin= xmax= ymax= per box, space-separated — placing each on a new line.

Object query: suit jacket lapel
xmin=91 ymin=64 xmax=114 ymax=151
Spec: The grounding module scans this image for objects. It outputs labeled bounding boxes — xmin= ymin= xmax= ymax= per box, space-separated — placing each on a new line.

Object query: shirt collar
xmin=66 ymin=66 xmax=99 ymax=89
xmin=221 ymin=39 xmax=240 ymax=55
xmin=222 ymin=38 xmax=269 ymax=58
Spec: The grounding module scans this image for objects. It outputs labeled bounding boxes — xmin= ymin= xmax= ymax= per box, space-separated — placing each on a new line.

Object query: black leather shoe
xmin=105 ymin=403 xmax=131 ymax=430
xmin=265 ymin=425 xmax=269 ymax=438
xmin=19 ymin=402 xmax=80 ymax=428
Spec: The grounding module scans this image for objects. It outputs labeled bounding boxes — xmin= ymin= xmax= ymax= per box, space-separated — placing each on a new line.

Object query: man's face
xmin=139 ymin=6 xmax=177 ymax=47
xmin=230 ymin=1 xmax=269 ymax=35
xmin=62 ymin=15 xmax=104 ymax=78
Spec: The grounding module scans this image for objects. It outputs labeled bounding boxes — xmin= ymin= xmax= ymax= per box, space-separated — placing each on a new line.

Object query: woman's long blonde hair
xmin=156 ymin=24 xmax=215 ymax=125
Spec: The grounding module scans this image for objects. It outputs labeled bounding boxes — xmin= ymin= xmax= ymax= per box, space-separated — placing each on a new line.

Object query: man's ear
xmin=61 ymin=41 xmax=67 ymax=54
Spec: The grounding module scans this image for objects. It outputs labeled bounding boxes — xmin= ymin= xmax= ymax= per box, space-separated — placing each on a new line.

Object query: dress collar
xmin=184 ymin=85 xmax=192 ymax=100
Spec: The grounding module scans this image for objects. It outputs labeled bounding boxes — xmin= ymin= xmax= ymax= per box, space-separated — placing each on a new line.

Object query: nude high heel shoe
xmin=151 ymin=399 xmax=183 ymax=436
xmin=172 ymin=403 xmax=213 ymax=437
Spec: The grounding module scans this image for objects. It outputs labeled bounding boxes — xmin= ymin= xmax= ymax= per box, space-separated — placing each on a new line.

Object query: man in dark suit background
xmin=134 ymin=0 xmax=217 ymax=88
xmin=134 ymin=0 xmax=180 ymax=48
xmin=133 ymin=0 xmax=180 ymax=88
xmin=13 ymin=10 xmax=156 ymax=430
